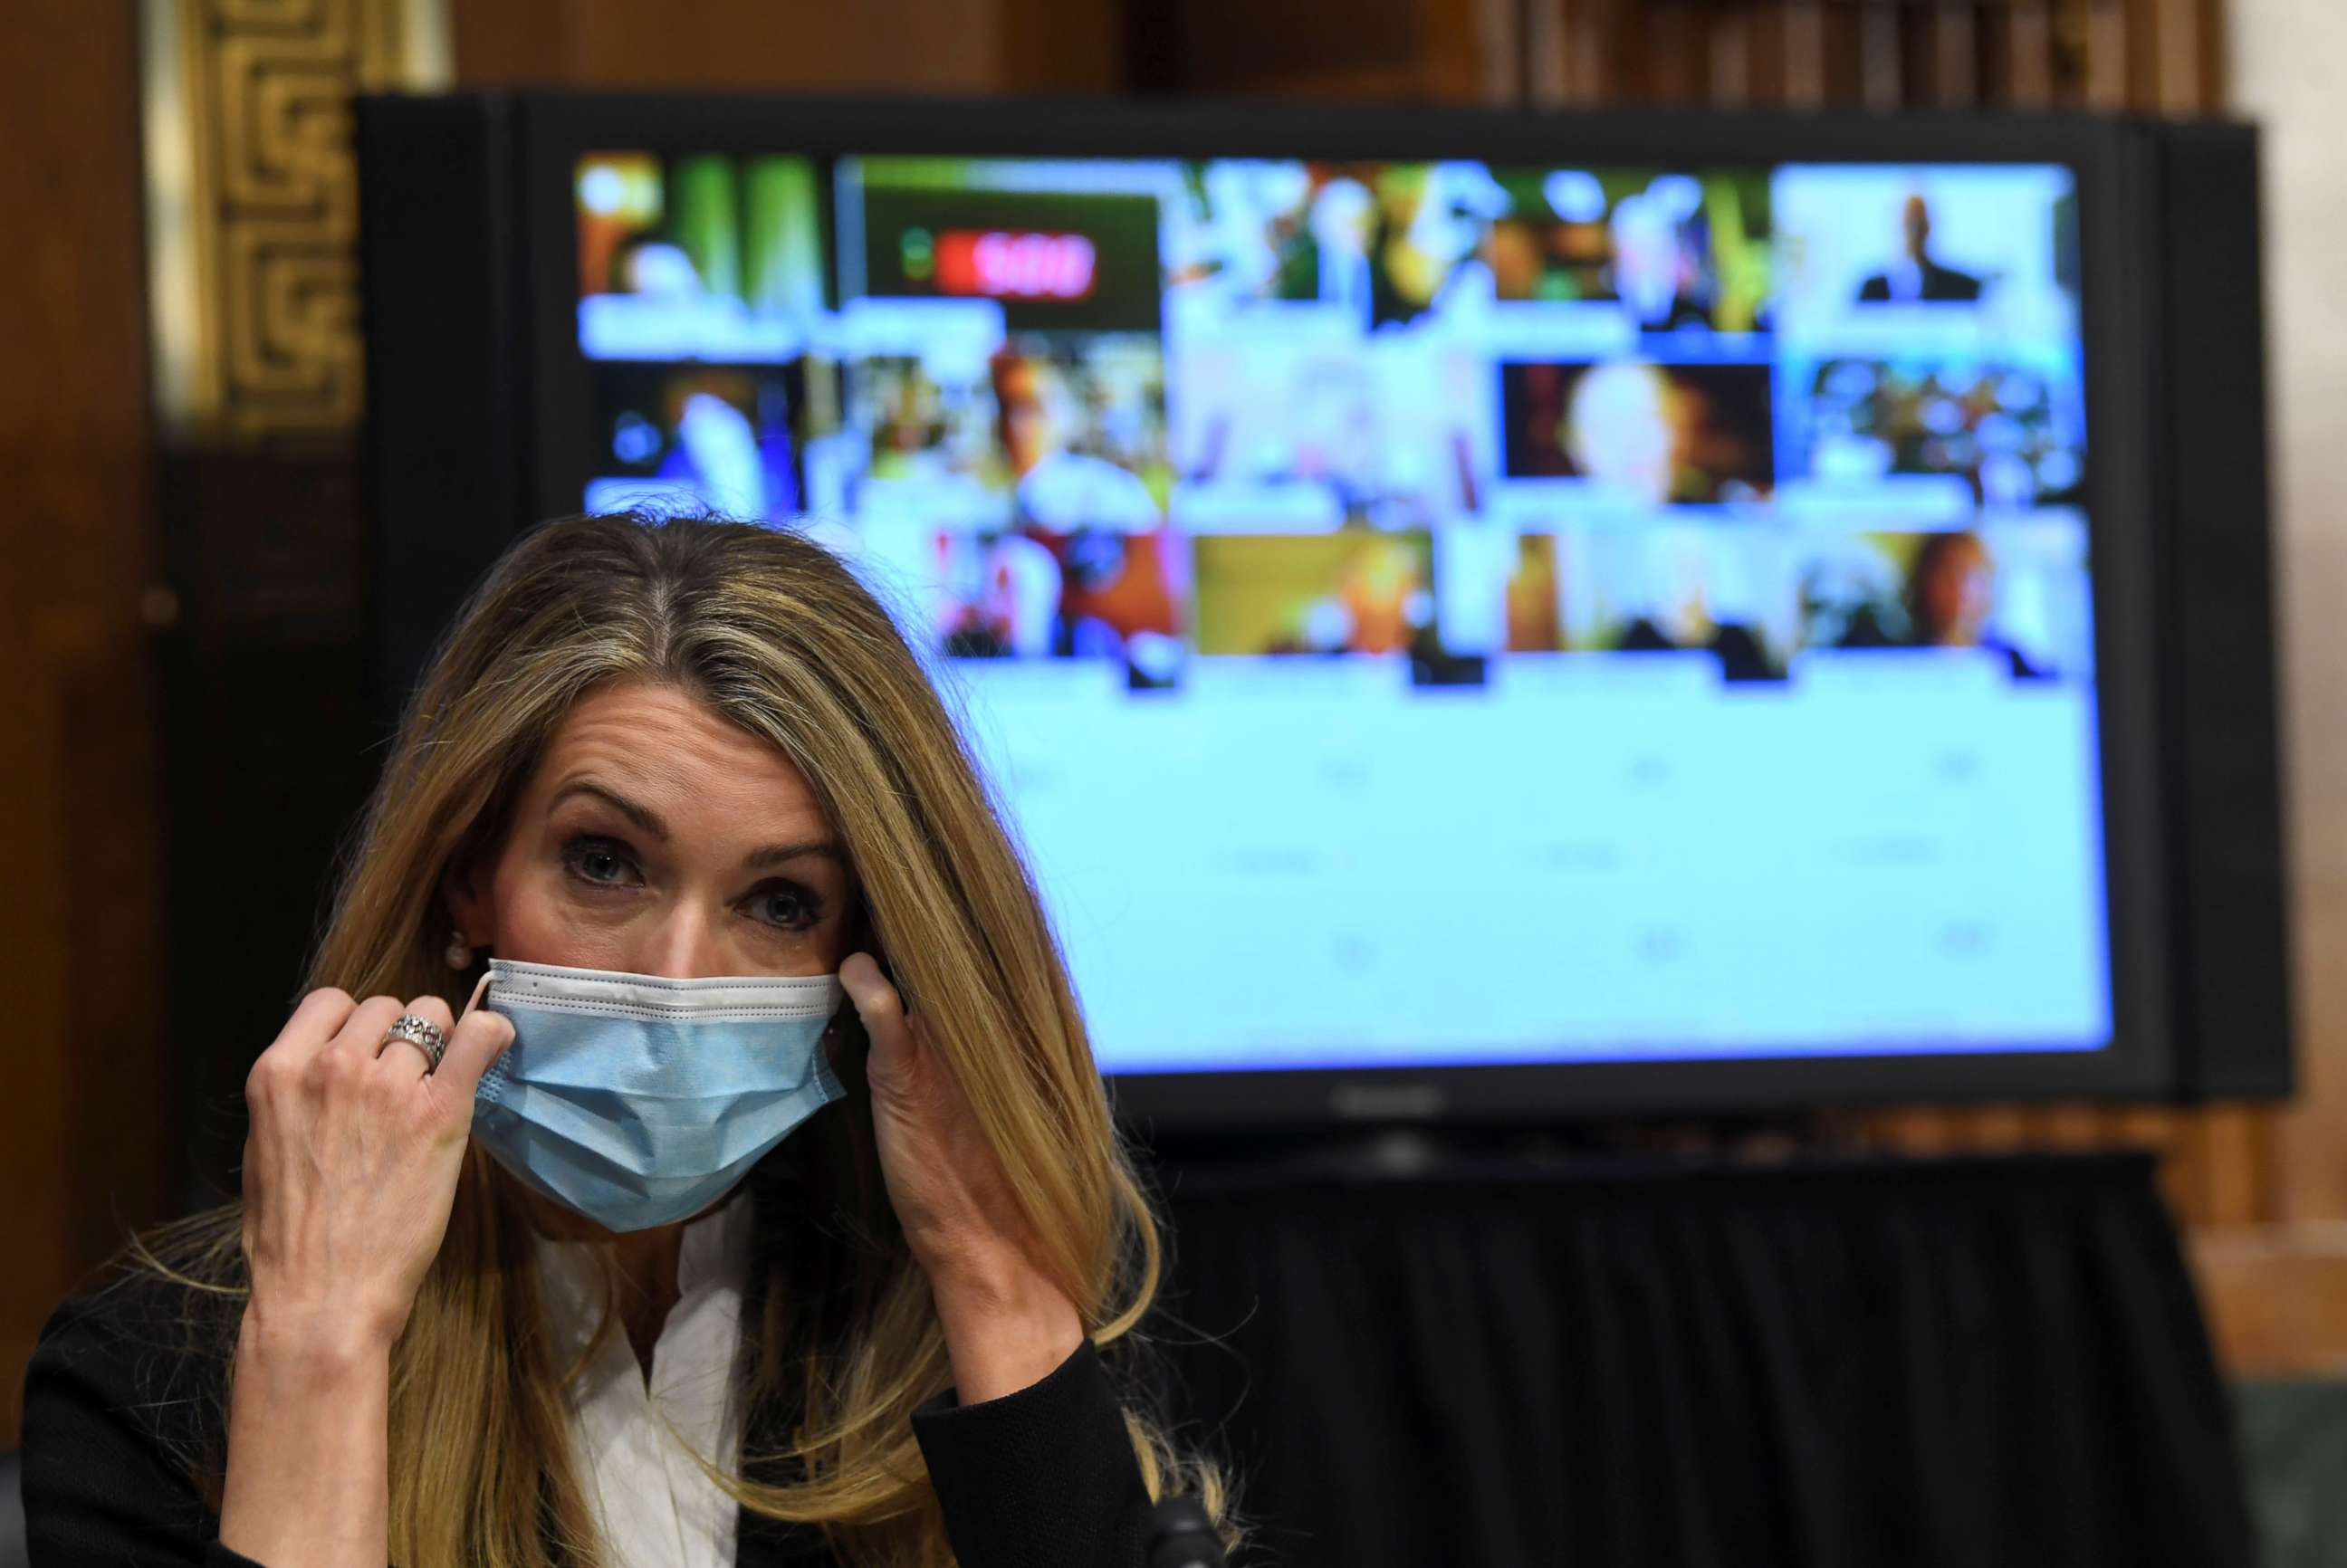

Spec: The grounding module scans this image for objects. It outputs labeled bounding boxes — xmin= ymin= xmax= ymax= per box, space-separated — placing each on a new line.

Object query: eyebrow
xmin=549 ymin=778 xmax=845 ymax=871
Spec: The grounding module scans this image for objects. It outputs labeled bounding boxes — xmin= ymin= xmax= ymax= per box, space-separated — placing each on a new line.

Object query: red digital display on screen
xmin=934 ymin=231 xmax=1098 ymax=301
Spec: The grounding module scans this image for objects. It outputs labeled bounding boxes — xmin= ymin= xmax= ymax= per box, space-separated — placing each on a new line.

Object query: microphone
xmin=1146 ymin=1495 xmax=1229 ymax=1568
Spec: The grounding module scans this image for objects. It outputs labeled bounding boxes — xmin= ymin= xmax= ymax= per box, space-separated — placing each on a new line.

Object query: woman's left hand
xmin=839 ymin=951 xmax=1086 ymax=1403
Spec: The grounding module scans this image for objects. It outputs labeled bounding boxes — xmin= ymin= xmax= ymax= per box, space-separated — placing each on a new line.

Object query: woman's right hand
xmin=221 ymin=984 xmax=511 ymax=1567
xmin=237 ymin=983 xmax=513 ymax=1352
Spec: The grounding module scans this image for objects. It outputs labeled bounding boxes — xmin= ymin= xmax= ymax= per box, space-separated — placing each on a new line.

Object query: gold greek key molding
xmin=143 ymin=0 xmax=450 ymax=441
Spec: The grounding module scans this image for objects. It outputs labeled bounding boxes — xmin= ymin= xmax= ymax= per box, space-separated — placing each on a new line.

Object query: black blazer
xmin=21 ymin=1275 xmax=1153 ymax=1568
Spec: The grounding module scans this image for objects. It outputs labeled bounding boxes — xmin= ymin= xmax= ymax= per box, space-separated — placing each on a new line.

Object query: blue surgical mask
xmin=472 ymin=957 xmax=848 ymax=1233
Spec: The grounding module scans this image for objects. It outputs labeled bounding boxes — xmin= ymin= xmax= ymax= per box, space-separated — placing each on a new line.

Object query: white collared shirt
xmin=534 ymin=1199 xmax=752 ymax=1568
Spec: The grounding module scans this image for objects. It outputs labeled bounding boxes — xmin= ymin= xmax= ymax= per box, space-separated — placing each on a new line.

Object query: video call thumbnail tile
xmin=1553 ymin=524 xmax=1796 ymax=682
xmin=852 ymin=162 xmax=1166 ymax=337
xmin=850 ymin=332 xmax=1170 ymax=527
xmin=1772 ymin=163 xmax=2080 ymax=336
xmin=934 ymin=522 xmax=1189 ymax=682
xmin=1784 ymin=358 xmax=2085 ymax=509
xmin=1796 ymin=523 xmax=2093 ymax=680
xmin=589 ymin=362 xmax=810 ymax=520
xmin=1193 ymin=531 xmax=1435 ymax=658
xmin=1500 ymin=359 xmax=1774 ymax=504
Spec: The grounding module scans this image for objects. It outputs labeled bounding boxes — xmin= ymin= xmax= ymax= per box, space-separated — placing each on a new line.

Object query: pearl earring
xmin=445 ymin=928 xmax=474 ymax=970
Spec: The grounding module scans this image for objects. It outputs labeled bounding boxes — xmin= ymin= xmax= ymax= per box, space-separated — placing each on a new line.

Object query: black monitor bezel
xmin=509 ymin=92 xmax=2172 ymax=1122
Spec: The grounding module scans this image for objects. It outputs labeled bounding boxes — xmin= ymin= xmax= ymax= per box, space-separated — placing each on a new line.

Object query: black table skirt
xmin=1152 ymin=1152 xmax=2251 ymax=1568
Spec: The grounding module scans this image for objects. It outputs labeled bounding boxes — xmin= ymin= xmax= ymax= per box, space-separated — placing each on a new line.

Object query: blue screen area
xmin=570 ymin=152 xmax=2112 ymax=1073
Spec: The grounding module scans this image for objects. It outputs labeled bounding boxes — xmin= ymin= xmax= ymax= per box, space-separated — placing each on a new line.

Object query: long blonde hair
xmin=134 ymin=511 xmax=1238 ymax=1567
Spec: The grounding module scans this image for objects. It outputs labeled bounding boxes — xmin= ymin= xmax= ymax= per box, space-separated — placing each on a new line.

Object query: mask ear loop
xmin=459 ymin=964 xmax=495 ymax=1026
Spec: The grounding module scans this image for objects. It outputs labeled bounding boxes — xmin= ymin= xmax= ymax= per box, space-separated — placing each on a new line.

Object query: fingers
xmin=253 ymin=980 xmax=511 ymax=1121
xmin=269 ymin=987 xmax=360 ymax=1064
xmin=374 ymin=993 xmax=456 ymax=1074
xmin=841 ymin=951 xmax=917 ymax=1087
xmin=328 ymin=994 xmax=412 ymax=1061
xmin=838 ymin=952 xmax=898 ymax=1020
xmin=249 ymin=993 xmax=404 ymax=1112
xmin=430 ymin=1003 xmax=514 ymax=1101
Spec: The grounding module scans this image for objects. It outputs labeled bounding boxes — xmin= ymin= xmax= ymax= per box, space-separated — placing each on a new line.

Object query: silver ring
xmin=382 ymin=1013 xmax=449 ymax=1073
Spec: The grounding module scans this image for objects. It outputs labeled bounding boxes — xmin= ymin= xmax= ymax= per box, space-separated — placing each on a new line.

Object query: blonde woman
xmin=23 ymin=512 xmax=1236 ymax=1568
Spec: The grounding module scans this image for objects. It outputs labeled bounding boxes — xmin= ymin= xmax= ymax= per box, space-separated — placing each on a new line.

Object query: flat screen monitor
xmin=461 ymin=101 xmax=2181 ymax=1120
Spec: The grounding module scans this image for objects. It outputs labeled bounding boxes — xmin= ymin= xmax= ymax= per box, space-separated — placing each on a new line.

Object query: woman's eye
xmin=747 ymin=884 xmax=820 ymax=932
xmin=562 ymin=837 xmax=640 ymax=888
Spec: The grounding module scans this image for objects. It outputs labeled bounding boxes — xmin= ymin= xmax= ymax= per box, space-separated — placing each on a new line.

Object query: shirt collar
xmin=533 ymin=1194 xmax=756 ymax=1373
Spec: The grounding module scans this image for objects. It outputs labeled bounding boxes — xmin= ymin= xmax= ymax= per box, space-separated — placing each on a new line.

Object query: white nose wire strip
xmin=485 ymin=958 xmax=844 ymax=1023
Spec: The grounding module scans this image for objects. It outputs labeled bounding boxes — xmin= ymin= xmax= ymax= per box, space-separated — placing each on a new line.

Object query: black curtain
xmin=1150 ymin=1152 xmax=2252 ymax=1568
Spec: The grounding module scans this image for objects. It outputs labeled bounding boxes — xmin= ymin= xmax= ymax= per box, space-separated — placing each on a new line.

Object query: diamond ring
xmin=382 ymin=1013 xmax=449 ymax=1074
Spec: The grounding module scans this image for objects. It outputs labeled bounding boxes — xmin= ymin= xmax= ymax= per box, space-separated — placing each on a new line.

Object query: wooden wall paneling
xmin=1877 ymin=3 xmax=1911 ymax=104
xmin=1120 ymin=0 xmax=1491 ymax=100
xmin=2192 ymin=1224 xmax=2347 ymax=1374
xmin=1783 ymin=0 xmax=1827 ymax=108
xmin=458 ymin=0 xmax=1017 ymax=96
xmin=1881 ymin=1108 xmax=1960 ymax=1156
xmin=1555 ymin=0 xmax=1600 ymax=107
xmin=1588 ymin=0 xmax=1627 ymax=102
xmin=458 ymin=0 xmax=1121 ymax=98
xmin=1860 ymin=3 xmax=1903 ymax=109
xmin=1895 ymin=4 xmax=1931 ymax=106
xmin=995 ymin=0 xmax=1126 ymax=94
xmin=2162 ymin=0 xmax=2218 ymax=107
xmin=2196 ymin=0 xmax=2227 ymax=107
xmin=1527 ymin=0 xmax=1570 ymax=107
xmin=2036 ymin=1104 xmax=2111 ymax=1150
xmin=445 ymin=0 xmax=571 ymax=84
xmin=1962 ymin=1106 xmax=2035 ymax=1153
xmin=1417 ymin=0 xmax=1507 ymax=103
xmin=1708 ymin=5 xmax=1752 ymax=109
xmin=1604 ymin=0 xmax=1653 ymax=104
xmin=2171 ymin=1114 xmax=2219 ymax=1224
xmin=1 ymin=0 xmax=170 ymax=1448
xmin=1934 ymin=0 xmax=1979 ymax=107
xmin=1648 ymin=0 xmax=1700 ymax=103
xmin=0 ymin=576 xmax=68 ymax=1448
xmin=2284 ymin=888 xmax=2347 ymax=1223
xmin=2039 ymin=1099 xmax=2110 ymax=1150
xmin=2151 ymin=0 xmax=2197 ymax=109
xmin=1820 ymin=4 xmax=1866 ymax=106
xmin=2124 ymin=0 xmax=2165 ymax=106
xmin=1745 ymin=1 xmax=1787 ymax=107
xmin=2087 ymin=0 xmax=2130 ymax=106
xmin=1465 ymin=0 xmax=1522 ymax=104
xmin=2005 ymin=0 xmax=2058 ymax=106
xmin=1983 ymin=1 xmax=2013 ymax=100
xmin=2170 ymin=1114 xmax=2244 ymax=1231
xmin=2049 ymin=0 xmax=2088 ymax=102
xmin=2211 ymin=1106 xmax=2278 ymax=1225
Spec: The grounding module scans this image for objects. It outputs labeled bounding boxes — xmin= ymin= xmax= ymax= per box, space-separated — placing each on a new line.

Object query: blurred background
xmin=7 ymin=0 xmax=2347 ymax=1562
